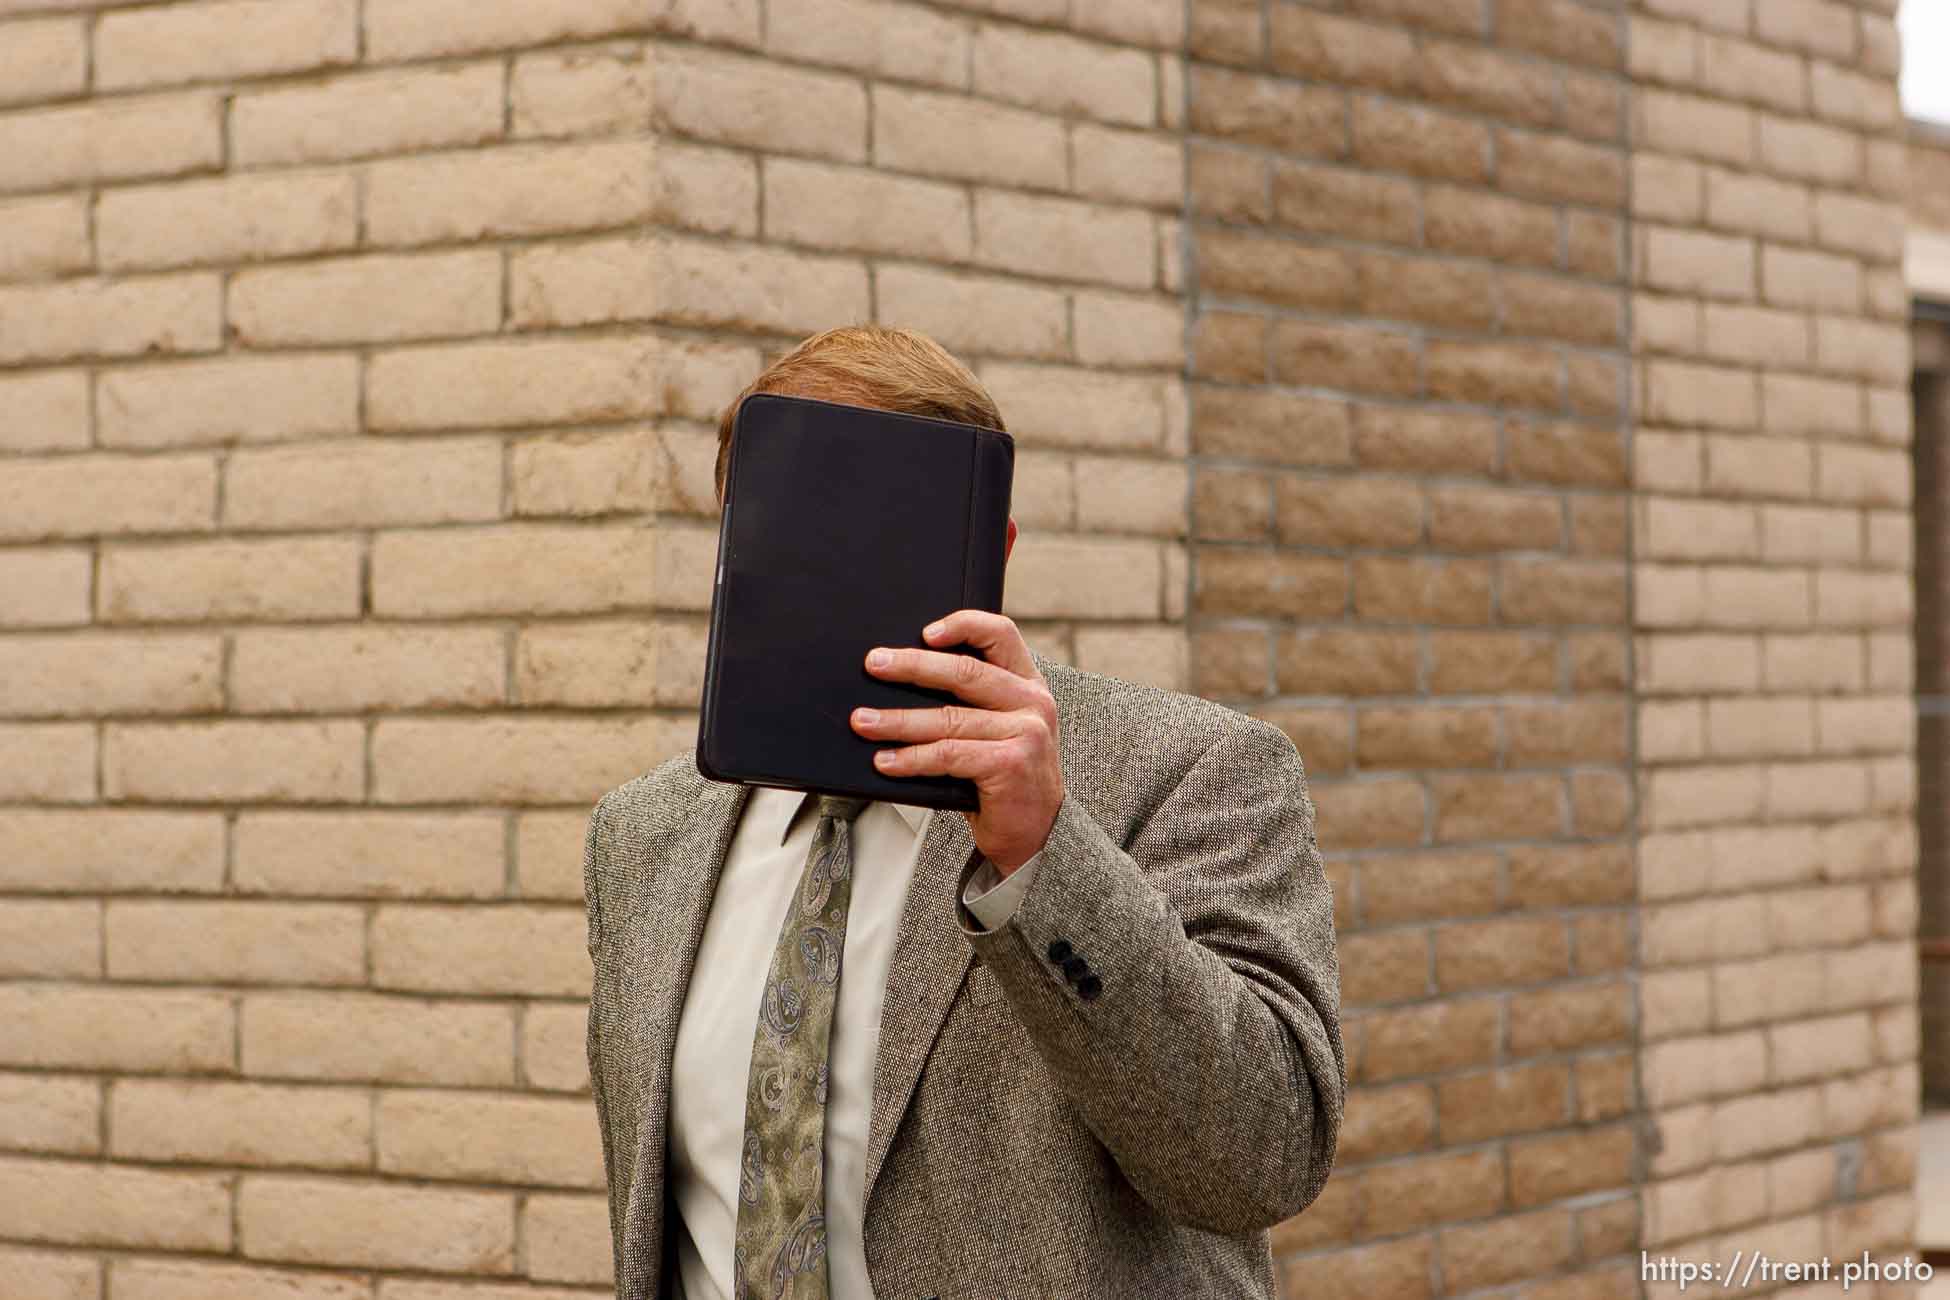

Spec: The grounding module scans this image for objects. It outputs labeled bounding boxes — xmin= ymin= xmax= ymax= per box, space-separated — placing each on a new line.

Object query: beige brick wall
xmin=1184 ymin=1 xmax=1639 ymax=1295
xmin=1630 ymin=0 xmax=1920 ymax=1293
xmin=0 ymin=0 xmax=1932 ymax=1297
xmin=0 ymin=1 xmax=1186 ymax=1295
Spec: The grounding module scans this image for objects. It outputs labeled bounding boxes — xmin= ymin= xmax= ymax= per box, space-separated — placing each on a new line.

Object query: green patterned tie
xmin=733 ymin=794 xmax=870 ymax=1300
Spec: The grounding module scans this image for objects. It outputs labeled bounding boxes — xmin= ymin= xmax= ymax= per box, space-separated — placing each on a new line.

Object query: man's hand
xmin=849 ymin=609 xmax=1063 ymax=874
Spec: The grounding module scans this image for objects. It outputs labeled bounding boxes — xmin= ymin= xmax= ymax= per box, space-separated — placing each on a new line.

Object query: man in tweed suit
xmin=582 ymin=326 xmax=1345 ymax=1299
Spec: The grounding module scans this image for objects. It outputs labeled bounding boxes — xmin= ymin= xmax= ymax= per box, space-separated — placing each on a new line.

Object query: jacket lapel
xmin=863 ymin=803 xmax=981 ymax=1206
xmin=619 ymin=775 xmax=752 ymax=1280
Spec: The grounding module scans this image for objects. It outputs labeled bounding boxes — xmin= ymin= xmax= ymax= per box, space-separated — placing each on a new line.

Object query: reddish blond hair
xmin=713 ymin=324 xmax=1006 ymax=504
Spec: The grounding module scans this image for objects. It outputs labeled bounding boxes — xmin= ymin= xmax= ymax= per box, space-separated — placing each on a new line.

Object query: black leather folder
xmin=695 ymin=392 xmax=1016 ymax=811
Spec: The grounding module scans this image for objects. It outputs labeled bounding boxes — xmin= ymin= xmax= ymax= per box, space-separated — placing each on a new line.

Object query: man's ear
xmin=1004 ymin=516 xmax=1017 ymax=563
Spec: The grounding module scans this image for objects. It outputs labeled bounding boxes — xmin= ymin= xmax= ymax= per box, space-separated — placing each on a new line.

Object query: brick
xmin=1192 ymin=146 xmax=1270 ymax=224
xmin=1358 ymin=998 xmax=1498 ymax=1080
xmin=766 ymin=0 xmax=968 ymax=87
xmin=1353 ymin=99 xmax=1490 ymax=182
xmin=510 ymin=44 xmax=654 ymax=141
xmin=0 ymin=452 xmax=217 ymax=544
xmin=98 ymin=354 xmax=359 ymax=451
xmin=0 ymin=1245 xmax=97 ymax=1300
xmin=1813 ymin=192 xmax=1904 ymax=263
xmin=1428 ymin=630 xmax=1556 ymax=693
xmin=232 ymin=251 xmax=500 ymax=347
xmin=1415 ymin=41 xmax=1558 ymax=127
xmin=111 ymin=1080 xmax=369 ymax=1170
xmin=517 ymin=614 xmax=703 ymax=710
xmin=1279 ymin=629 xmax=1419 ymax=696
xmin=1627 ymin=15 xmax=1698 ymax=84
xmin=1641 ymin=361 xmax=1758 ymax=430
xmin=1698 ymin=34 xmax=1806 ymax=112
xmin=1438 ymin=1064 xmax=1571 ymax=1143
xmin=1191 ymin=311 xmax=1265 ymax=382
xmin=1640 ymin=225 xmax=1755 ymax=300
xmin=1201 ymin=231 xmax=1359 ymax=313
xmin=1632 ymin=155 xmax=1703 ymax=224
xmin=104 ymin=719 xmax=362 ymax=803
xmin=100 ymin=537 xmax=359 ymax=624
xmin=1752 ymin=0 xmax=1856 ymax=58
xmin=1758 ymin=115 xmax=1862 ymax=185
xmin=0 ymin=273 xmax=221 ymax=366
xmin=235 ymin=811 xmax=504 ymax=899
xmin=237 ymin=1175 xmax=513 ymax=1271
xmin=0 ymin=808 xmax=224 ymax=894
xmin=0 ymin=901 xmax=97 ymax=979
xmin=1433 ymin=772 xmax=1561 ymax=841
xmin=1363 ymin=1150 xmax=1504 ymax=1234
xmin=1499 ymin=273 xmax=1622 ymax=347
xmin=0 ymin=16 xmax=84 ymax=106
xmin=1268 ymin=9 xmax=1418 ymax=93
xmin=1699 ymin=303 xmax=1812 ymax=369
xmin=0 ymin=721 xmax=92 ymax=802
xmin=236 ymin=63 xmax=503 ymax=167
xmin=102 ymin=170 xmax=359 ymax=272
xmin=1273 ymin=321 xmax=1422 ymax=398
xmin=1354 ymin=406 xmax=1497 ymax=475
xmin=112 ymin=1259 xmax=372 ymax=1300
xmin=972 ymin=24 xmax=1154 ymax=127
xmin=1271 ymin=161 xmax=1421 ymax=246
xmin=365 ymin=0 xmax=755 ymax=58
xmin=1816 ymin=317 xmax=1910 ymax=385
xmin=1759 ymin=244 xmax=1862 ymax=313
xmin=1443 ymin=1211 xmax=1576 ymax=1291
xmin=1563 ymin=70 xmax=1624 ymax=143
xmin=877 ymin=264 xmax=1068 ymax=360
xmin=242 ymin=991 xmax=513 ymax=1087
xmin=1072 ymin=125 xmax=1181 ymax=208
xmin=0 ymin=370 xmax=87 ymax=453
xmin=1811 ymin=61 xmax=1899 ymax=129
xmin=0 ymin=631 xmax=225 ymax=721
xmin=1189 ymin=0 xmax=1262 ymax=63
xmin=1501 ymin=0 xmax=1620 ymax=68
xmin=1816 ymin=443 xmax=1909 ymax=507
xmin=370 ymin=904 xmax=585 ymax=997
xmin=1003 ymin=537 xmax=1173 ymax=621
xmin=0 ymin=547 xmax=90 ymax=629
xmin=1360 ymin=851 xmax=1499 ymax=924
xmin=1507 ymin=699 xmax=1629 ymax=765
xmin=1276 ymin=477 xmax=1423 ymax=548
xmin=231 ymin=439 xmax=499 ymax=535
xmin=1634 ymin=89 xmax=1753 ymax=167
xmin=522 ymin=1195 xmax=613 ymax=1287
xmin=1354 ymin=556 xmax=1492 ymax=623
xmin=655 ymin=45 xmax=861 ymax=160
xmin=1073 ymin=291 xmax=1184 ymax=369
xmin=1814 ymin=569 xmax=1910 ymax=628
xmin=368 ymin=337 xmax=662 ymax=430
xmin=372 ymin=714 xmax=687 ymax=806
xmin=0 ymin=986 xmax=232 ymax=1073
xmin=973 ymin=190 xmax=1158 ymax=290
xmin=764 ymin=160 xmax=970 ymax=261
xmin=1075 ymin=457 xmax=1187 ymax=537
xmin=872 ymin=85 xmax=1067 ymax=189
xmin=1283 ymin=1238 xmax=1432 ymax=1300
xmin=96 ymin=0 xmax=354 ymax=90
xmin=1639 ymin=633 xmax=1759 ymax=693
xmin=1194 ymin=468 xmax=1273 ymax=542
xmin=379 ymin=1090 xmax=603 ymax=1187
xmin=1195 ymin=550 xmax=1346 ymax=620
xmin=1427 ymin=487 xmax=1561 ymax=551
xmin=1426 ymin=341 xmax=1559 ymax=411
xmin=1435 ymin=917 xmax=1570 ymax=991
xmin=1357 ymin=706 xmax=1496 ymax=769
xmin=0 ymin=91 xmax=221 ymax=194
xmin=1510 ymin=1127 xmax=1635 ymax=1206
xmin=1507 ymin=420 xmax=1625 ymax=487
xmin=110 ymin=897 xmax=363 ymax=986
xmin=522 ymin=1002 xmax=592 ymax=1093
xmin=365 ymin=141 xmax=658 ymax=246
xmin=1358 ymin=253 xmax=1495 ymax=331
xmin=1191 ymin=65 xmax=1347 ymax=158
xmin=0 ymin=1156 xmax=230 ymax=1252
xmin=0 ymin=193 xmax=89 ymax=280
xmin=1348 ymin=0 xmax=1486 ymax=37
xmin=984 ymin=365 xmax=1180 ymax=453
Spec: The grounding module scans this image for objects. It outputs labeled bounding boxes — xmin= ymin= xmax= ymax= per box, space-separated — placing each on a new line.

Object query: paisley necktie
xmin=732 ymin=794 xmax=870 ymax=1300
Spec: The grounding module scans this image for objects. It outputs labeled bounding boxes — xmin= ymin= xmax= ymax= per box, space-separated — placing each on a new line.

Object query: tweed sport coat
xmin=581 ymin=648 xmax=1346 ymax=1299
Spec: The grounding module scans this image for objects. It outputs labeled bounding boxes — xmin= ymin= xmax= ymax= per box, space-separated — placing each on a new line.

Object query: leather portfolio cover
xmin=695 ymin=392 xmax=1016 ymax=811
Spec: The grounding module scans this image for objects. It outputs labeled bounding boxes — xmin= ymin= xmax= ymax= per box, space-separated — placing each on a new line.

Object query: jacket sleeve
xmin=582 ymin=792 xmax=627 ymax=1290
xmin=953 ymin=716 xmax=1345 ymax=1234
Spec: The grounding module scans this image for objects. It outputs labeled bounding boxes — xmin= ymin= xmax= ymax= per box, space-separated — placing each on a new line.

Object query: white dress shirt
xmin=667 ymin=786 xmax=1042 ymax=1300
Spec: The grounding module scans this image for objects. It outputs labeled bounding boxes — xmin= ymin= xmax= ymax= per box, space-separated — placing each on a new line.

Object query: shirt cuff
xmin=961 ymin=849 xmax=1044 ymax=932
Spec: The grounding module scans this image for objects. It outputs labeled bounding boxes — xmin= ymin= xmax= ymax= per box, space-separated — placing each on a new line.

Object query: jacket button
xmin=1060 ymin=954 xmax=1089 ymax=980
xmin=1047 ymin=939 xmax=1072 ymax=963
xmin=1077 ymin=974 xmax=1102 ymax=1001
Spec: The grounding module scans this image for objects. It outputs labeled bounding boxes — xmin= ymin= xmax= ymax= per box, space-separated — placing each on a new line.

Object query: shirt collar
xmin=776 ymin=789 xmax=929 ymax=844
